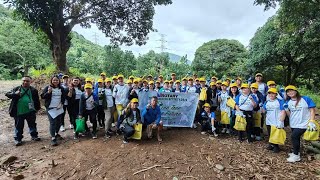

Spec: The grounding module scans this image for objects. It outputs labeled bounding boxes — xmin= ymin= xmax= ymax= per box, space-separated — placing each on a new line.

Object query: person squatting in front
xmin=200 ymin=103 xmax=218 ymax=137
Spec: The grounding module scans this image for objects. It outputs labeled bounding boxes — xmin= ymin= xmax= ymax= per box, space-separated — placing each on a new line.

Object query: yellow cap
xmin=131 ymin=98 xmax=139 ymax=103
xmin=133 ymin=79 xmax=139 ymax=83
xmin=169 ymin=80 xmax=173 ymax=83
xmin=171 ymin=73 xmax=176 ymax=76
xmin=62 ymin=75 xmax=69 ymax=79
xmin=188 ymin=77 xmax=194 ymax=81
xmin=175 ymin=80 xmax=181 ymax=84
xmin=211 ymin=76 xmax=217 ymax=80
xmin=267 ymin=81 xmax=276 ymax=86
xmin=85 ymin=78 xmax=92 ymax=82
xmin=117 ymin=74 xmax=124 ymax=79
xmin=202 ymin=103 xmax=211 ymax=108
xmin=100 ymin=72 xmax=106 ymax=76
xmin=255 ymin=73 xmax=263 ymax=77
xmin=137 ymin=78 xmax=142 ymax=82
xmin=195 ymin=78 xmax=199 ymax=81
xmin=147 ymin=74 xmax=153 ymax=78
xmin=285 ymin=85 xmax=298 ymax=91
xmin=164 ymin=80 xmax=169 ymax=84
xmin=222 ymin=82 xmax=228 ymax=86
xmin=112 ymin=76 xmax=118 ymax=80
xmin=149 ymin=81 xmax=154 ymax=85
xmin=129 ymin=76 xmax=134 ymax=79
xmin=156 ymin=81 xmax=160 ymax=83
xmin=216 ymin=80 xmax=222 ymax=84
xmin=98 ymin=79 xmax=104 ymax=83
xmin=142 ymin=79 xmax=148 ymax=83
xmin=268 ymin=88 xmax=278 ymax=94
xmin=159 ymin=75 xmax=163 ymax=78
xmin=105 ymin=78 xmax=111 ymax=83
xmin=230 ymin=83 xmax=237 ymax=88
xmin=226 ymin=77 xmax=231 ymax=81
xmin=241 ymin=84 xmax=249 ymax=89
xmin=236 ymin=77 xmax=242 ymax=81
xmin=126 ymin=80 xmax=132 ymax=84
xmin=250 ymin=83 xmax=258 ymax=89
xmin=182 ymin=77 xmax=187 ymax=81
xmin=84 ymin=83 xmax=93 ymax=89
xmin=199 ymin=78 xmax=206 ymax=82
xmin=210 ymin=82 xmax=216 ymax=86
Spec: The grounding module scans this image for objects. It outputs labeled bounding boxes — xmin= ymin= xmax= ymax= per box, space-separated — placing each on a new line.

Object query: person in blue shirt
xmin=142 ymin=96 xmax=163 ymax=142
xmin=235 ymin=84 xmax=258 ymax=143
xmin=200 ymin=103 xmax=218 ymax=137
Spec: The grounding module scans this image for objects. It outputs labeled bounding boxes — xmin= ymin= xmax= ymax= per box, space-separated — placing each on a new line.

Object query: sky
xmin=74 ymin=0 xmax=277 ymax=60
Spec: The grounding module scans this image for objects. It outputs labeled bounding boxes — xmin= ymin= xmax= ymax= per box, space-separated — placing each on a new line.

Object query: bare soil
xmin=0 ymin=80 xmax=319 ymax=180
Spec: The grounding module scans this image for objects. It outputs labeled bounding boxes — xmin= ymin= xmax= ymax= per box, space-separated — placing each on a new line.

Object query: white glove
xmin=212 ymin=126 xmax=216 ymax=132
xmin=309 ymin=122 xmax=317 ymax=131
xmin=120 ymin=124 xmax=125 ymax=129
xmin=235 ymin=111 xmax=243 ymax=117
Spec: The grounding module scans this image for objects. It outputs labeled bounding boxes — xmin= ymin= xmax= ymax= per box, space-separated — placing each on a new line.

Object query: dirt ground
xmin=0 ymin=80 xmax=320 ymax=180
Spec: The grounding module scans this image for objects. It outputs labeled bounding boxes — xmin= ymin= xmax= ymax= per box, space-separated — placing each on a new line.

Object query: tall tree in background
xmin=192 ymin=39 xmax=248 ymax=78
xmin=5 ymin=0 xmax=172 ymax=72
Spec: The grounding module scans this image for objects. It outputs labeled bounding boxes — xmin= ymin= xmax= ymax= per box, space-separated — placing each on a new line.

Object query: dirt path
xmin=0 ymin=81 xmax=319 ymax=180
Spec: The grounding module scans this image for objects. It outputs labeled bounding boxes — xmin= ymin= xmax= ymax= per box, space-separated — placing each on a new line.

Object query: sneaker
xmin=201 ymin=131 xmax=206 ymax=135
xmin=266 ymin=144 xmax=274 ymax=151
xmin=69 ymin=124 xmax=74 ymax=129
xmin=247 ymin=139 xmax=253 ymax=143
xmin=51 ymin=139 xmax=58 ymax=146
xmin=60 ymin=125 xmax=65 ymax=132
xmin=55 ymin=134 xmax=64 ymax=140
xmin=92 ymin=133 xmax=97 ymax=139
xmin=73 ymin=134 xmax=79 ymax=140
xmin=192 ymin=123 xmax=197 ymax=129
xmin=226 ymin=129 xmax=230 ymax=134
xmin=288 ymin=152 xmax=300 ymax=157
xmin=15 ymin=140 xmax=22 ymax=146
xmin=221 ymin=128 xmax=226 ymax=133
xmin=123 ymin=139 xmax=128 ymax=144
xmin=32 ymin=137 xmax=41 ymax=141
xmin=213 ymin=131 xmax=218 ymax=137
xmin=255 ymin=136 xmax=262 ymax=141
xmin=287 ymin=154 xmax=301 ymax=163
xmin=111 ymin=123 xmax=116 ymax=127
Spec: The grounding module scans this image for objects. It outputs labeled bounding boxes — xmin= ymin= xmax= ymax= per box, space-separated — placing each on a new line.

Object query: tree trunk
xmin=51 ymin=30 xmax=71 ymax=73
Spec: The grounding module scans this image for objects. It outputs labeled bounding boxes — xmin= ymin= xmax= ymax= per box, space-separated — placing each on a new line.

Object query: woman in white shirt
xmin=284 ymin=85 xmax=316 ymax=163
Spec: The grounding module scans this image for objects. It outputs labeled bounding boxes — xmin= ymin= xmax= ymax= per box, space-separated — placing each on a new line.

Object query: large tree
xmin=5 ymin=0 xmax=172 ymax=72
xmin=192 ymin=39 xmax=248 ymax=78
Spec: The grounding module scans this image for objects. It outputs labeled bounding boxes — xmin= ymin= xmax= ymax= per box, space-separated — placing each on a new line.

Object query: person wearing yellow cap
xmin=235 ymin=77 xmax=242 ymax=91
xmin=168 ymin=80 xmax=174 ymax=90
xmin=78 ymin=83 xmax=99 ymax=139
xmin=103 ymin=78 xmax=115 ymax=138
xmin=211 ymin=76 xmax=218 ymax=83
xmin=218 ymin=82 xmax=231 ymax=134
xmin=266 ymin=81 xmax=285 ymax=101
xmin=255 ymin=73 xmax=268 ymax=97
xmin=171 ymin=73 xmax=177 ymax=86
xmin=235 ymin=83 xmax=258 ymax=143
xmin=148 ymin=81 xmax=158 ymax=97
xmin=187 ymin=78 xmax=197 ymax=93
xmin=85 ymin=77 xmax=93 ymax=85
xmin=159 ymin=80 xmax=172 ymax=92
xmin=155 ymin=81 xmax=161 ymax=92
xmin=128 ymin=79 xmax=139 ymax=102
xmin=250 ymin=83 xmax=265 ymax=141
xmin=126 ymin=79 xmax=133 ymax=89
xmin=262 ymin=88 xmax=286 ymax=153
xmin=196 ymin=78 xmax=213 ymax=129
xmin=200 ymin=103 xmax=218 ymax=137
xmin=112 ymin=75 xmax=118 ymax=86
xmin=96 ymin=79 xmax=107 ymax=129
xmin=173 ymin=80 xmax=181 ymax=93
xmin=100 ymin=72 xmax=106 ymax=80
xmin=158 ymin=75 xmax=164 ymax=87
xmin=195 ymin=78 xmax=201 ymax=89
xmin=138 ymin=79 xmax=151 ymax=112
xmin=193 ymin=74 xmax=198 ymax=80
xmin=216 ymin=80 xmax=222 ymax=91
xmin=181 ymin=78 xmax=188 ymax=93
xmin=113 ymin=74 xmax=130 ymax=127
xmin=118 ymin=98 xmax=142 ymax=144
xmin=284 ymin=85 xmax=316 ymax=163
xmin=147 ymin=75 xmax=153 ymax=82
xmin=228 ymin=83 xmax=240 ymax=133
xmin=129 ymin=76 xmax=134 ymax=81
xmin=209 ymin=82 xmax=219 ymax=111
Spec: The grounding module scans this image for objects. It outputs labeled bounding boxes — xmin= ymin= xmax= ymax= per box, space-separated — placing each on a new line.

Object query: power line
xmin=156 ymin=33 xmax=169 ymax=53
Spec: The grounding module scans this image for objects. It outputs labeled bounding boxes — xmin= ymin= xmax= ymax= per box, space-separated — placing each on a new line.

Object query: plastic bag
xmin=221 ymin=111 xmax=230 ymax=125
xmin=234 ymin=115 xmax=247 ymax=131
xmin=226 ymin=98 xmax=236 ymax=109
xmin=131 ymin=123 xmax=143 ymax=140
xmin=75 ymin=118 xmax=86 ymax=133
xmin=269 ymin=125 xmax=286 ymax=145
xmin=303 ymin=120 xmax=320 ymax=141
xmin=253 ymin=112 xmax=261 ymax=128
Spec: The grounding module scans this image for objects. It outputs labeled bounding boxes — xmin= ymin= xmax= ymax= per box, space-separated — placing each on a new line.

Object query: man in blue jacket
xmin=142 ymin=96 xmax=163 ymax=142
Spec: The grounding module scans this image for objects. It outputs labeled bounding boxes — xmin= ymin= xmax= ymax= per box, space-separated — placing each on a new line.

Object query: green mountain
xmin=167 ymin=53 xmax=191 ymax=64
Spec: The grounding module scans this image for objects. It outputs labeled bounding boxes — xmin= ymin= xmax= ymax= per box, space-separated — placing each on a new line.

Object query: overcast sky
xmin=74 ymin=0 xmax=277 ymax=60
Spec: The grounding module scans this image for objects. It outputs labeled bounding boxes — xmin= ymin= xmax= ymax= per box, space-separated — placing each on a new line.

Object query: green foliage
xmin=192 ymin=39 xmax=248 ymax=79
xmin=299 ymin=88 xmax=320 ymax=109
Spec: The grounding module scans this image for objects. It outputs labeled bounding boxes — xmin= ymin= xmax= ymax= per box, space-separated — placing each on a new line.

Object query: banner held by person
xmin=158 ymin=92 xmax=199 ymax=127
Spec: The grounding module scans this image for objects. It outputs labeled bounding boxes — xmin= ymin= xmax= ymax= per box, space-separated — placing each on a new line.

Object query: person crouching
xmin=200 ymin=103 xmax=218 ymax=137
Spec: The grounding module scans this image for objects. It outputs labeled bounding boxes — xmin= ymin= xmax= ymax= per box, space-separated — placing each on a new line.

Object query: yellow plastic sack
xmin=221 ymin=111 xmax=230 ymax=125
xmin=199 ymin=88 xmax=207 ymax=101
xmin=269 ymin=125 xmax=286 ymax=145
xmin=303 ymin=120 xmax=320 ymax=141
xmin=234 ymin=115 xmax=247 ymax=131
xmin=131 ymin=123 xmax=142 ymax=140
xmin=253 ymin=112 xmax=262 ymax=128
xmin=226 ymin=98 xmax=236 ymax=109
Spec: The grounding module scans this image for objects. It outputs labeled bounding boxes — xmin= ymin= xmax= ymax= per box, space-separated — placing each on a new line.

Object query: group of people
xmin=6 ymin=72 xmax=317 ymax=163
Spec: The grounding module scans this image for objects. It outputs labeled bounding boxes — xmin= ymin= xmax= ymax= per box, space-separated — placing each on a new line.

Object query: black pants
xmin=14 ymin=112 xmax=38 ymax=141
xmin=291 ymin=128 xmax=306 ymax=155
xmin=61 ymin=105 xmax=73 ymax=126
xmin=83 ymin=109 xmax=97 ymax=133
xmin=266 ymin=125 xmax=279 ymax=148
xmin=123 ymin=124 xmax=135 ymax=140
xmin=238 ymin=111 xmax=254 ymax=141
xmin=97 ymin=105 xmax=105 ymax=127
xmin=69 ymin=100 xmax=80 ymax=131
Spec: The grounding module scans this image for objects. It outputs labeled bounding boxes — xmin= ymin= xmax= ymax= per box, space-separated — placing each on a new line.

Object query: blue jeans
xmin=14 ymin=112 xmax=38 ymax=141
xmin=47 ymin=109 xmax=62 ymax=138
xmin=123 ymin=124 xmax=135 ymax=139
xmin=291 ymin=128 xmax=306 ymax=155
